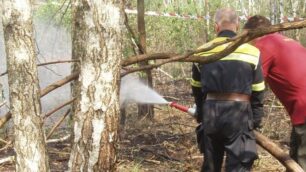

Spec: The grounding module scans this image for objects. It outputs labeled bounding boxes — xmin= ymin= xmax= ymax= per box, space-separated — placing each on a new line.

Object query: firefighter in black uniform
xmin=191 ymin=8 xmax=265 ymax=172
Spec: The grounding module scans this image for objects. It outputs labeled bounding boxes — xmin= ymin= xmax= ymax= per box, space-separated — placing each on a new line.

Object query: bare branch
xmin=0 ymin=101 xmax=7 ymax=109
xmin=40 ymin=72 xmax=79 ymax=97
xmin=43 ymin=98 xmax=75 ymax=119
xmin=0 ymin=72 xmax=79 ymax=129
xmin=38 ymin=60 xmax=79 ymax=67
xmin=122 ymin=53 xmax=178 ymax=66
xmin=0 ymin=60 xmax=79 ymax=77
xmin=46 ymin=109 xmax=70 ymax=139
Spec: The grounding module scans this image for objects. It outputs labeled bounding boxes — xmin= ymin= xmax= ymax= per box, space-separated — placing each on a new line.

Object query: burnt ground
xmin=0 ymin=72 xmax=291 ymax=172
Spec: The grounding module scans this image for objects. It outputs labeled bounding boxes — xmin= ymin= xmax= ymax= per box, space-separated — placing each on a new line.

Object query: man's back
xmin=255 ymin=33 xmax=306 ymax=125
xmin=198 ymin=33 xmax=262 ymax=95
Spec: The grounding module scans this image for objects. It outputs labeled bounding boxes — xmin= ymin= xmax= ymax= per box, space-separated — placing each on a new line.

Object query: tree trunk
xmin=68 ymin=0 xmax=124 ymax=171
xmin=137 ymin=0 xmax=154 ymax=119
xmin=270 ymin=0 xmax=278 ymax=24
xmin=279 ymin=0 xmax=285 ymax=22
xmin=1 ymin=1 xmax=49 ymax=171
xmin=291 ymin=0 xmax=301 ymax=41
xmin=204 ymin=0 xmax=210 ymax=42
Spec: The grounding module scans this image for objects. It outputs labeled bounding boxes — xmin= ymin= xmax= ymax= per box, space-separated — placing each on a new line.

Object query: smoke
xmin=0 ymin=20 xmax=167 ymax=122
xmin=0 ymin=20 xmax=72 ymax=124
xmin=120 ymin=74 xmax=168 ymax=106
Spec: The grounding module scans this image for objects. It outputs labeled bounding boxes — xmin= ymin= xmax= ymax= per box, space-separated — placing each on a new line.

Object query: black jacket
xmin=191 ymin=30 xmax=265 ymax=124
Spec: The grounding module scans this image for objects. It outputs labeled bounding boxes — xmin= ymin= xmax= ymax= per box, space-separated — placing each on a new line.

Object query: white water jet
xmin=120 ymin=75 xmax=168 ymax=106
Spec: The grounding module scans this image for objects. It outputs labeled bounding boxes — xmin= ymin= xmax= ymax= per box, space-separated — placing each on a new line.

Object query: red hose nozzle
xmin=169 ymin=102 xmax=195 ymax=116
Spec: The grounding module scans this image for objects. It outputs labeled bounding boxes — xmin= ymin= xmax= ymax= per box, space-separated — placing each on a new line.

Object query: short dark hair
xmin=243 ymin=15 xmax=272 ymax=29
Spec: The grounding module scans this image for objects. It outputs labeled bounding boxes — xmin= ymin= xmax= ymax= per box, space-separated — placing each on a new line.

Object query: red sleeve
xmin=260 ymin=50 xmax=274 ymax=78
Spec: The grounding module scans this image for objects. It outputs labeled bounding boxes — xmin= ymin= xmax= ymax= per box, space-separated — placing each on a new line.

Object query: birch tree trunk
xmin=239 ymin=0 xmax=248 ymax=19
xmin=279 ymin=0 xmax=285 ymax=22
xmin=1 ymin=1 xmax=49 ymax=171
xmin=270 ymin=0 xmax=278 ymax=24
xmin=291 ymin=0 xmax=301 ymax=41
xmin=204 ymin=0 xmax=210 ymax=42
xmin=68 ymin=0 xmax=124 ymax=171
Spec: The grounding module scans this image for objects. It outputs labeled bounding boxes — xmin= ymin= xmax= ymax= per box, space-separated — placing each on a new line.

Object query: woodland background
xmin=0 ymin=0 xmax=305 ymax=171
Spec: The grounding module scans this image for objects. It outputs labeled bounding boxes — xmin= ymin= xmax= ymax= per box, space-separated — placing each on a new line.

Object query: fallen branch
xmin=0 ymin=72 xmax=79 ymax=129
xmin=254 ymin=131 xmax=304 ymax=172
xmin=140 ymin=147 xmax=181 ymax=162
xmin=46 ymin=109 xmax=70 ymax=139
xmin=43 ymin=98 xmax=75 ymax=119
xmin=122 ymin=19 xmax=306 ymax=75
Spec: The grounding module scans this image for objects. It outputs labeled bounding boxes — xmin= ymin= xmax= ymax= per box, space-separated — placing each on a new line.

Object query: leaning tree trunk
xmin=137 ymin=0 xmax=154 ymax=119
xmin=1 ymin=1 xmax=49 ymax=171
xmin=68 ymin=0 xmax=124 ymax=171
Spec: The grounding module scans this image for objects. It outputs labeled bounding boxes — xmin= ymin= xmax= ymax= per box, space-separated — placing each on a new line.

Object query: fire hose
xmin=169 ymin=102 xmax=304 ymax=172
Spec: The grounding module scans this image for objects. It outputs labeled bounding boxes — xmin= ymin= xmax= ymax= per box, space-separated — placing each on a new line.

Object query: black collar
xmin=217 ymin=30 xmax=237 ymax=38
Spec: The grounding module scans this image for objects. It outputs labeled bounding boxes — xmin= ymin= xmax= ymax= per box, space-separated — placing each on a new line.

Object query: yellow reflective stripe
xmin=220 ymin=53 xmax=259 ymax=68
xmin=196 ymin=38 xmax=260 ymax=60
xmin=191 ymin=79 xmax=202 ymax=87
xmin=252 ymin=82 xmax=265 ymax=91
xmin=235 ymin=44 xmax=260 ymax=57
xmin=196 ymin=53 xmax=259 ymax=68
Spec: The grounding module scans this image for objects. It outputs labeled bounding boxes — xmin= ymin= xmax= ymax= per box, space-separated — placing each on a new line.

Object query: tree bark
xmin=68 ymin=0 xmax=124 ymax=171
xmin=1 ymin=1 xmax=49 ymax=171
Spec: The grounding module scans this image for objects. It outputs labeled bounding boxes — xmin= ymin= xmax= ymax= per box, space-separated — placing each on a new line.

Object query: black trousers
xmin=200 ymin=100 xmax=258 ymax=172
xmin=290 ymin=123 xmax=306 ymax=171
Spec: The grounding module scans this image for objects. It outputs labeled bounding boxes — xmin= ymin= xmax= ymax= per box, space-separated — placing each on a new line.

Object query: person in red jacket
xmin=244 ymin=15 xmax=306 ymax=170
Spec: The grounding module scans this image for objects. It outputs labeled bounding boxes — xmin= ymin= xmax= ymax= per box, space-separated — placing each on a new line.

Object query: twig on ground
xmin=47 ymin=134 xmax=71 ymax=144
xmin=140 ymin=147 xmax=181 ymax=163
xmin=157 ymin=68 xmax=174 ymax=79
xmin=162 ymin=96 xmax=180 ymax=101
xmin=161 ymin=122 xmax=197 ymax=128
xmin=144 ymin=159 xmax=161 ymax=164
xmin=0 ymin=156 xmax=14 ymax=165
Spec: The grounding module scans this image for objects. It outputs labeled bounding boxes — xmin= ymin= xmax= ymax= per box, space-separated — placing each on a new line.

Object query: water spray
xmin=168 ymin=102 xmax=196 ymax=116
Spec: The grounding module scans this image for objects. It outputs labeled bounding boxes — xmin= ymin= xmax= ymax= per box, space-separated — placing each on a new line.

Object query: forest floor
xmin=0 ymin=72 xmax=291 ymax=172
xmin=116 ymin=78 xmax=290 ymax=172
